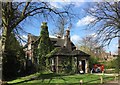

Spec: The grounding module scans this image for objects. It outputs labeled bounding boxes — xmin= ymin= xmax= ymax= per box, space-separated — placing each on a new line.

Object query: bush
xmin=102 ymin=56 xmax=120 ymax=73
xmin=89 ymin=57 xmax=99 ymax=70
xmin=114 ymin=56 xmax=120 ymax=73
xmin=103 ymin=58 xmax=118 ymax=69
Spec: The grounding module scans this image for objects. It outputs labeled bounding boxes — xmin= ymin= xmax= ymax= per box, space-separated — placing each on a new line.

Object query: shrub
xmin=89 ymin=57 xmax=99 ymax=70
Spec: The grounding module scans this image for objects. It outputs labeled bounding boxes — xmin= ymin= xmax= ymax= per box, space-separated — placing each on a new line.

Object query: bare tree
xmin=85 ymin=2 xmax=120 ymax=46
xmin=52 ymin=3 xmax=74 ymax=38
xmin=84 ymin=2 xmax=120 ymax=73
xmin=53 ymin=16 xmax=68 ymax=38
xmin=2 ymin=1 xmax=75 ymax=53
xmin=78 ymin=35 xmax=105 ymax=59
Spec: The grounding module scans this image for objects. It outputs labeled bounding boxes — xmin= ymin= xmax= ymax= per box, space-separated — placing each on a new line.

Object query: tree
xmin=86 ymin=1 xmax=120 ymax=73
xmin=53 ymin=16 xmax=68 ymax=37
xmin=78 ymin=35 xmax=105 ymax=60
xmin=1 ymin=1 xmax=75 ymax=78
xmin=85 ymin=2 xmax=120 ymax=46
xmin=3 ymin=32 xmax=25 ymax=80
xmin=78 ymin=35 xmax=106 ymax=70
xmin=84 ymin=2 xmax=120 ymax=73
xmin=38 ymin=22 xmax=53 ymax=71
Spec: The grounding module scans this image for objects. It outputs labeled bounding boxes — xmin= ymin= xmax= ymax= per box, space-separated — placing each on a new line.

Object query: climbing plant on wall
xmin=37 ymin=22 xmax=54 ymax=71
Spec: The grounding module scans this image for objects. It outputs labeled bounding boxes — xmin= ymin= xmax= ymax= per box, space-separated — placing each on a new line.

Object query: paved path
xmin=105 ymin=80 xmax=119 ymax=85
xmin=97 ymin=80 xmax=119 ymax=85
xmin=93 ymin=73 xmax=119 ymax=76
xmin=108 ymin=80 xmax=118 ymax=83
xmin=93 ymin=73 xmax=119 ymax=85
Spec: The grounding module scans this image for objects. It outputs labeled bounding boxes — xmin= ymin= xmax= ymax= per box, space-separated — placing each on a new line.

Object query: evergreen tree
xmin=3 ymin=33 xmax=25 ymax=80
xmin=38 ymin=22 xmax=53 ymax=71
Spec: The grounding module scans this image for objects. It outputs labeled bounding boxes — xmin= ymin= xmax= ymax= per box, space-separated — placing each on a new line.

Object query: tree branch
xmin=22 ymin=1 xmax=31 ymax=16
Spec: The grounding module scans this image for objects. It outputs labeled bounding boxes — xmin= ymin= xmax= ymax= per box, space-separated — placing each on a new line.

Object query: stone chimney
xmin=28 ymin=33 xmax=32 ymax=44
xmin=64 ymin=29 xmax=72 ymax=51
xmin=65 ymin=29 xmax=70 ymax=39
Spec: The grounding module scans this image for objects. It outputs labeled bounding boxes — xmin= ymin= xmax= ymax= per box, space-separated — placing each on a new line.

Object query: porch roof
xmin=72 ymin=50 xmax=90 ymax=56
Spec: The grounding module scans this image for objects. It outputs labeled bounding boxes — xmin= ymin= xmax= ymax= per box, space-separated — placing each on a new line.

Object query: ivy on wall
xmin=37 ymin=22 xmax=54 ymax=71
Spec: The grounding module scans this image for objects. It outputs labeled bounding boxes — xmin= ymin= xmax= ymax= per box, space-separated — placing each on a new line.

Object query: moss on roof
xmin=46 ymin=47 xmax=90 ymax=58
xmin=72 ymin=50 xmax=90 ymax=56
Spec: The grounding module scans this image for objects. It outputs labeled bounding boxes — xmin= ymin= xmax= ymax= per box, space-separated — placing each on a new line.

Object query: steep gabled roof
xmin=50 ymin=38 xmax=65 ymax=47
xmin=29 ymin=35 xmax=75 ymax=48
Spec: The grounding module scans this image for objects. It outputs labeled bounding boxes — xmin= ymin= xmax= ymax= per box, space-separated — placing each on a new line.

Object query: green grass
xmin=8 ymin=73 xmax=115 ymax=85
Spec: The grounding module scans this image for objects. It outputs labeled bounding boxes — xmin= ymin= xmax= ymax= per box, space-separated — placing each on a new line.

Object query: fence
xmin=79 ymin=74 xmax=119 ymax=85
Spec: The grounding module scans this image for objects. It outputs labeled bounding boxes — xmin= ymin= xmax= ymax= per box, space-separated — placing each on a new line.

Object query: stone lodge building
xmin=24 ymin=22 xmax=90 ymax=74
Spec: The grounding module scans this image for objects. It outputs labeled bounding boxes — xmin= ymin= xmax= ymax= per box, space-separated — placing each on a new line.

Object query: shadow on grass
xmin=9 ymin=73 xmax=69 ymax=85
xmin=37 ymin=73 xmax=68 ymax=84
xmin=8 ymin=73 xmax=115 ymax=85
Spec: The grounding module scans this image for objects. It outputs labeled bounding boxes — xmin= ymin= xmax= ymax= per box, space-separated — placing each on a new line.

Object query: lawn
xmin=7 ymin=72 xmax=115 ymax=85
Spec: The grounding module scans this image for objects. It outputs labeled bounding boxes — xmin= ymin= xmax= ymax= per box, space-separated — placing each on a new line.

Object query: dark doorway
xmin=82 ymin=60 xmax=85 ymax=73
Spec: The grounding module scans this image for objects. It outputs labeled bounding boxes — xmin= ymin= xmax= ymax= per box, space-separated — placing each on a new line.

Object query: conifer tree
xmin=38 ymin=22 xmax=53 ymax=71
xmin=3 ymin=33 xmax=25 ymax=80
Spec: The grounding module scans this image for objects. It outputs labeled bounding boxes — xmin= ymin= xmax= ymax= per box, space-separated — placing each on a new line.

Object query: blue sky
xmin=21 ymin=1 xmax=118 ymax=54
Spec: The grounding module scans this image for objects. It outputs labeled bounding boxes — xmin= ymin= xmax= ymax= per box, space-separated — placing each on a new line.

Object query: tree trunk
xmin=2 ymin=26 xmax=8 ymax=81
xmin=118 ymin=37 xmax=120 ymax=74
xmin=0 ymin=32 xmax=2 ymax=82
xmin=118 ymin=37 xmax=120 ymax=55
xmin=2 ymin=20 xmax=11 ymax=80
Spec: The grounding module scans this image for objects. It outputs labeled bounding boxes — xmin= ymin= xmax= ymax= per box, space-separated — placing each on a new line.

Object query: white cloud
xmin=89 ymin=33 xmax=97 ymax=38
xmin=22 ymin=35 xmax=28 ymax=39
xmin=76 ymin=16 xmax=96 ymax=27
xmin=21 ymin=42 xmax=26 ymax=46
xmin=13 ymin=0 xmax=116 ymax=2
xmin=70 ymin=1 xmax=84 ymax=7
xmin=49 ymin=2 xmax=62 ymax=9
xmin=71 ymin=35 xmax=81 ymax=43
xmin=19 ymin=35 xmax=28 ymax=46
xmin=49 ymin=0 xmax=84 ymax=2
xmin=49 ymin=0 xmax=84 ymax=9
xmin=13 ymin=0 xmax=84 ymax=8
xmin=49 ymin=35 xmax=57 ymax=38
xmin=90 ymin=7 xmax=96 ymax=12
